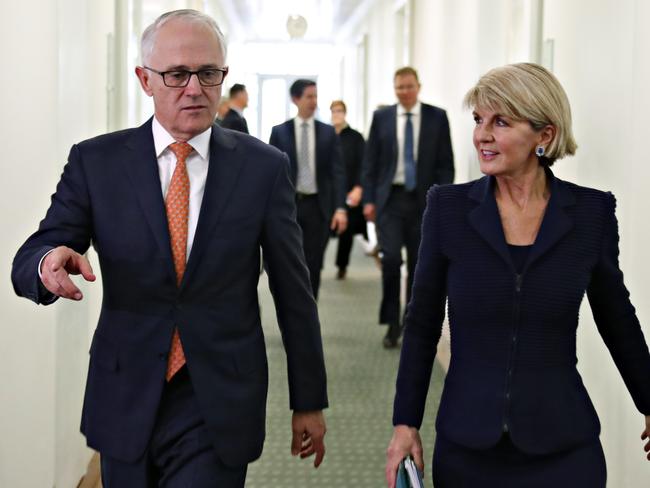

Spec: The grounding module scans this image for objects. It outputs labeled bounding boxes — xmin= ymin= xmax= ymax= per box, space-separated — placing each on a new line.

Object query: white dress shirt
xmin=393 ymin=101 xmax=421 ymax=185
xmin=38 ymin=117 xmax=212 ymax=280
xmin=293 ymin=116 xmax=318 ymax=193
xmin=152 ymin=117 xmax=211 ymax=261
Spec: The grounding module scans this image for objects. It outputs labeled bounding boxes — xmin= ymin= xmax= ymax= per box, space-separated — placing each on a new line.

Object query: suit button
xmin=159 ymin=352 xmax=167 ymax=360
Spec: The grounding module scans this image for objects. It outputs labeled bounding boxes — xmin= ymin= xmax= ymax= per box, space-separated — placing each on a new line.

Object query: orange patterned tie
xmin=165 ymin=142 xmax=192 ymax=381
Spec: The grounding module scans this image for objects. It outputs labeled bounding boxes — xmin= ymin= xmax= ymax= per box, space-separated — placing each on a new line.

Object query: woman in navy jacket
xmin=385 ymin=63 xmax=650 ymax=487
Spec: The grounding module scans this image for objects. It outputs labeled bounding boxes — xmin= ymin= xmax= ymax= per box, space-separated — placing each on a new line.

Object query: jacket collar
xmin=123 ymin=118 xmax=173 ymax=278
xmin=182 ymin=123 xmax=240 ymax=289
xmin=468 ymin=168 xmax=576 ymax=272
xmin=123 ymin=118 xmax=241 ymax=289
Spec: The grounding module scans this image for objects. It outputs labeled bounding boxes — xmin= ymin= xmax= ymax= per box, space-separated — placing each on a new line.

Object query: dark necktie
xmin=404 ymin=113 xmax=416 ymax=191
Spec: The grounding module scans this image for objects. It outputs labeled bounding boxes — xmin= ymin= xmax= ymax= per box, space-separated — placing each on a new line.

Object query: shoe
xmin=383 ymin=322 xmax=401 ymax=349
xmin=336 ymin=268 xmax=346 ymax=280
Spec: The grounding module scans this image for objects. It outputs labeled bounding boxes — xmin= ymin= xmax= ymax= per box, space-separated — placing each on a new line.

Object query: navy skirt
xmin=432 ymin=433 xmax=606 ymax=487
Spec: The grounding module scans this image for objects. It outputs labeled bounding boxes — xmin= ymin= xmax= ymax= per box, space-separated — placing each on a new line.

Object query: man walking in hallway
xmin=362 ymin=66 xmax=454 ymax=348
xmin=269 ymin=79 xmax=348 ymax=299
xmin=12 ymin=10 xmax=327 ymax=487
xmin=221 ymin=83 xmax=249 ymax=133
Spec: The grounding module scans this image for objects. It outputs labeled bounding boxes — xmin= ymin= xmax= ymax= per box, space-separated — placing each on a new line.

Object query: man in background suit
xmin=362 ymin=66 xmax=454 ymax=348
xmin=269 ymin=79 xmax=347 ymax=299
xmin=215 ymin=96 xmax=229 ymax=124
xmin=221 ymin=83 xmax=249 ymax=133
xmin=12 ymin=10 xmax=327 ymax=487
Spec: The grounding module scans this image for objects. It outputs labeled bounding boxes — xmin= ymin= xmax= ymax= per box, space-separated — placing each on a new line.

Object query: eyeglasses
xmin=143 ymin=66 xmax=229 ymax=87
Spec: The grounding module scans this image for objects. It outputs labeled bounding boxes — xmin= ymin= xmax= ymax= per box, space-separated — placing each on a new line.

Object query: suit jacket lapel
xmin=468 ymin=176 xmax=513 ymax=269
xmin=468 ymin=170 xmax=576 ymax=273
xmin=123 ymin=119 xmax=175 ymax=279
xmin=525 ymin=172 xmax=575 ymax=270
xmin=389 ymin=105 xmax=398 ymax=167
xmin=417 ymin=104 xmax=430 ymax=162
xmin=182 ymin=125 xmax=241 ymax=288
xmin=286 ymin=121 xmax=298 ymax=182
xmin=314 ymin=121 xmax=324 ymax=183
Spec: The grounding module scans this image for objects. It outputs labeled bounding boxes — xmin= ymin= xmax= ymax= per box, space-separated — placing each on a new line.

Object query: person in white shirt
xmin=269 ymin=79 xmax=348 ymax=299
xmin=362 ymin=66 xmax=455 ymax=348
xmin=12 ymin=9 xmax=328 ymax=487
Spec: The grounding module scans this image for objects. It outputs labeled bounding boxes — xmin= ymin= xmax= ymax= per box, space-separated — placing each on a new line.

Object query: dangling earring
xmin=535 ymin=146 xmax=545 ymax=157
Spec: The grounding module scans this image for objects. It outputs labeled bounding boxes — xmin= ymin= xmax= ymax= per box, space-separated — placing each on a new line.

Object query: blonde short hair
xmin=463 ymin=63 xmax=577 ymax=165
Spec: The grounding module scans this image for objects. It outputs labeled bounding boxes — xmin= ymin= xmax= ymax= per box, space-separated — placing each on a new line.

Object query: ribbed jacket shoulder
xmin=393 ymin=171 xmax=650 ymax=455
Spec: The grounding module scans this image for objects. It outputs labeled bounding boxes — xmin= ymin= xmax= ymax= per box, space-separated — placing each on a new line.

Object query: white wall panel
xmin=1 ymin=0 xmax=114 ymax=486
xmin=545 ymin=0 xmax=650 ymax=484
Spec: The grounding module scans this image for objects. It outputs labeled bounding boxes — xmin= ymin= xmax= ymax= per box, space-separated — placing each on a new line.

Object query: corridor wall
xmin=1 ymin=0 xmax=113 ymax=486
xmin=1 ymin=3 xmax=58 ymax=485
xmin=545 ymin=0 xmax=650 ymax=484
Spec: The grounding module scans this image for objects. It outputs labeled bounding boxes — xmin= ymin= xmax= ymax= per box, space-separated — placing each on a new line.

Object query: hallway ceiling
xmin=217 ymin=0 xmax=373 ymax=42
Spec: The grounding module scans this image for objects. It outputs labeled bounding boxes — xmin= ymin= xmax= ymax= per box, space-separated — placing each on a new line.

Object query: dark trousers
xmin=296 ymin=194 xmax=330 ymax=300
xmin=432 ymin=433 xmax=606 ymax=487
xmin=376 ymin=187 xmax=421 ymax=333
xmin=100 ymin=367 xmax=248 ymax=488
xmin=335 ymin=206 xmax=367 ymax=270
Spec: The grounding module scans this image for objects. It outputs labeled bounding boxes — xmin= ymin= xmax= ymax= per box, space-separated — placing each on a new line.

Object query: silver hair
xmin=140 ymin=9 xmax=227 ymax=65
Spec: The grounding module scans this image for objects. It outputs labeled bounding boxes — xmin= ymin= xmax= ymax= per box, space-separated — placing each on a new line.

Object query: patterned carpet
xmin=246 ymin=238 xmax=445 ymax=487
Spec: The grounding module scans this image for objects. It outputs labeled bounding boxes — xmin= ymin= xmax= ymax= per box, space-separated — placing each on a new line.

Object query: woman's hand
xmin=642 ymin=415 xmax=650 ymax=460
xmin=385 ymin=425 xmax=424 ymax=488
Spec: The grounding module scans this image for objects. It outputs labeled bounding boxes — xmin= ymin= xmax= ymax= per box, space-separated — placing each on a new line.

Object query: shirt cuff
xmin=37 ymin=249 xmax=56 ymax=281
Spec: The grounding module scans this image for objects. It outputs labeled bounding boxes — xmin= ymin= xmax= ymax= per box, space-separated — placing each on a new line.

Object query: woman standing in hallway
xmin=330 ymin=100 xmax=367 ymax=279
xmin=385 ymin=63 xmax=650 ymax=487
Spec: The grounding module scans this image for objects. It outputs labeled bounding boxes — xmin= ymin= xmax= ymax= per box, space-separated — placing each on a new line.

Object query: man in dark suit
xmin=215 ymin=96 xmax=230 ymax=125
xmin=269 ymin=79 xmax=347 ymax=299
xmin=11 ymin=10 xmax=327 ymax=487
xmin=221 ymin=83 xmax=249 ymax=133
xmin=362 ymin=66 xmax=454 ymax=348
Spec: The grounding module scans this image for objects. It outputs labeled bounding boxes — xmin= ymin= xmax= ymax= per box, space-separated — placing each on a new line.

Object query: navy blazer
xmin=12 ymin=119 xmax=328 ymax=467
xmin=362 ymin=103 xmax=455 ymax=218
xmin=269 ymin=119 xmax=346 ymax=219
xmin=220 ymin=108 xmax=249 ymax=134
xmin=393 ymin=171 xmax=650 ymax=455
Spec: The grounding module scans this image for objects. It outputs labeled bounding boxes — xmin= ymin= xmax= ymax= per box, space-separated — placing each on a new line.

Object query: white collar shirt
xmin=394 ymin=101 xmax=421 ymax=185
xmin=152 ymin=116 xmax=211 ymax=260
